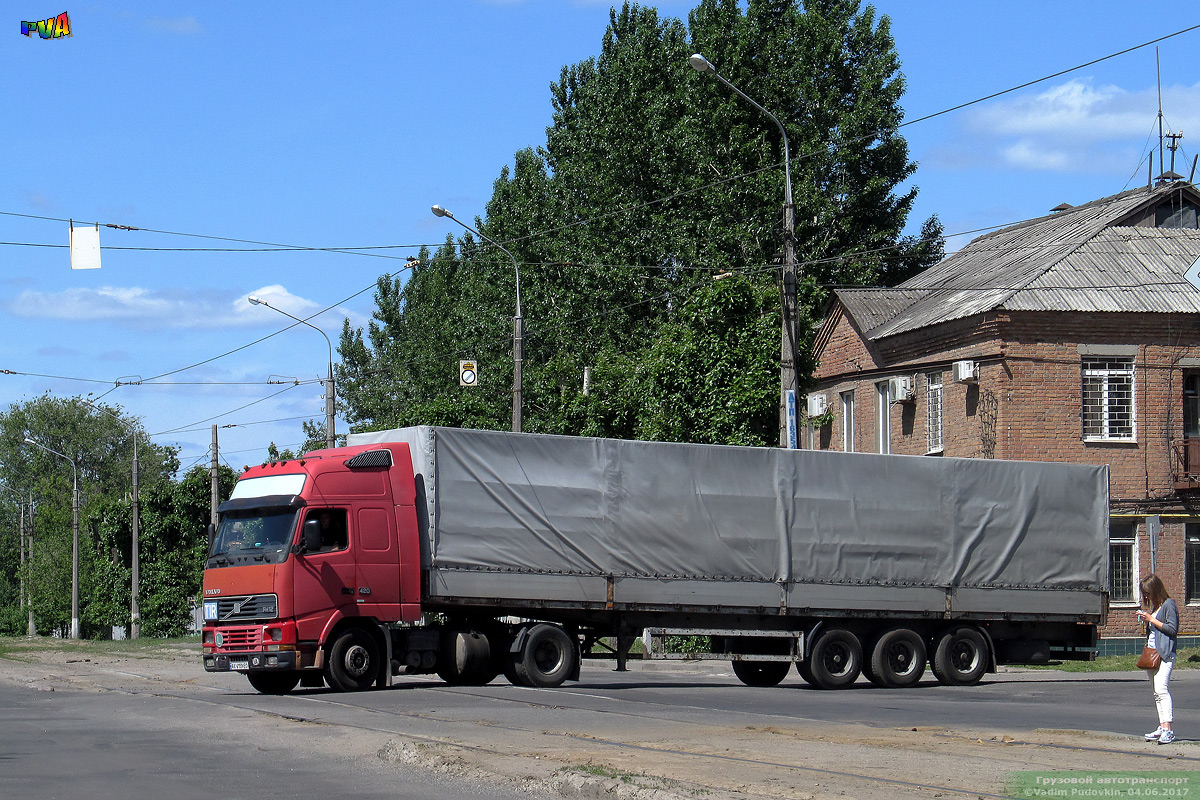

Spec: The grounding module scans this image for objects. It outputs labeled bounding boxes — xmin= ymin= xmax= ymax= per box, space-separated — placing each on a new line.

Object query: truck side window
xmin=306 ymin=508 xmax=348 ymax=553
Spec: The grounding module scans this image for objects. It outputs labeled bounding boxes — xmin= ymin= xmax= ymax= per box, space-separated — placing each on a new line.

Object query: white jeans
xmin=1150 ymin=658 xmax=1175 ymax=725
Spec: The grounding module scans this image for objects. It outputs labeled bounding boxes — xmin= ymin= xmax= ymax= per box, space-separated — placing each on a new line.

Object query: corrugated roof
xmin=836 ymin=184 xmax=1200 ymax=341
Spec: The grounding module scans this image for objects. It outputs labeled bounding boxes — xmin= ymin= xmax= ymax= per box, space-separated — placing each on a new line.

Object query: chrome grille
xmin=215 ymin=626 xmax=262 ymax=649
xmin=215 ymin=594 xmax=278 ymax=621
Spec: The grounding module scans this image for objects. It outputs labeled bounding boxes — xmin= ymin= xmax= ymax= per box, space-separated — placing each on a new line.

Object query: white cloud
xmin=143 ymin=16 xmax=203 ymax=35
xmin=8 ymin=284 xmax=358 ymax=333
xmin=936 ymin=79 xmax=1200 ymax=175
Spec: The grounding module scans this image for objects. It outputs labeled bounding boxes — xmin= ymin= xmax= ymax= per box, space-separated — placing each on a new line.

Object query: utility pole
xmin=26 ymin=495 xmax=35 ymax=636
xmin=210 ymin=425 xmax=220 ymax=525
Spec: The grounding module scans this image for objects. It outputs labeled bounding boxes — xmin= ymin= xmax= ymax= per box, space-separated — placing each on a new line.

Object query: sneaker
xmin=1146 ymin=727 xmax=1164 ymax=741
xmin=1158 ymin=730 xmax=1177 ymax=745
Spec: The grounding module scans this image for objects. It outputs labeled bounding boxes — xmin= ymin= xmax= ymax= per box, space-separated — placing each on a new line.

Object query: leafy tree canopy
xmin=338 ymin=0 xmax=943 ymax=445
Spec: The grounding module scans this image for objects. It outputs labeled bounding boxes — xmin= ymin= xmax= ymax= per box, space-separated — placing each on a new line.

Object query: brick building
xmin=808 ymin=181 xmax=1200 ymax=641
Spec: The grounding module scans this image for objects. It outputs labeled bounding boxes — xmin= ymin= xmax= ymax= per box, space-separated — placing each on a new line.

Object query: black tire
xmin=247 ymin=671 xmax=300 ymax=695
xmin=795 ymin=658 xmax=818 ymax=687
xmin=732 ymin=660 xmax=791 ymax=687
xmin=869 ymin=628 xmax=927 ymax=689
xmin=807 ymin=628 xmax=862 ymax=690
xmin=324 ymin=628 xmax=379 ymax=692
xmin=860 ymin=641 xmax=882 ymax=686
xmin=513 ymin=623 xmax=576 ymax=688
xmin=931 ymin=626 xmax=988 ymax=686
xmin=437 ymin=629 xmax=497 ymax=686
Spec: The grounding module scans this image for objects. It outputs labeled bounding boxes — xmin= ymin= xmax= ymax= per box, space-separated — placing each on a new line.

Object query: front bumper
xmin=203 ymin=649 xmax=298 ymax=673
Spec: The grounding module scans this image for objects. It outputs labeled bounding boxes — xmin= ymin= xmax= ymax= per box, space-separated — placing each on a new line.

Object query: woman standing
xmin=1137 ymin=574 xmax=1179 ymax=745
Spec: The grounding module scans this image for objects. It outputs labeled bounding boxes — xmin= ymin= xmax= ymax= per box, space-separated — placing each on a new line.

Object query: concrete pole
xmin=210 ymin=425 xmax=219 ymax=526
xmin=27 ymin=494 xmax=35 ymax=637
xmin=130 ymin=436 xmax=140 ymax=639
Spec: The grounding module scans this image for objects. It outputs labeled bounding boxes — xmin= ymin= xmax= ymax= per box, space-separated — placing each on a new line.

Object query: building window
xmin=876 ymin=382 xmax=891 ymax=454
xmin=1185 ymin=375 xmax=1200 ymax=438
xmin=1082 ymin=357 xmax=1135 ymax=441
xmin=926 ymin=372 xmax=943 ymax=454
xmin=1188 ymin=524 xmax=1200 ymax=604
xmin=841 ymin=390 xmax=855 ymax=453
xmin=1110 ymin=520 xmax=1136 ymax=604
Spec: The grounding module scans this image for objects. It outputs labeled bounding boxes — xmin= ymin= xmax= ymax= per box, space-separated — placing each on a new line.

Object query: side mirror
xmin=302 ymin=518 xmax=322 ymax=553
xmin=206 ymin=523 xmax=216 ymax=551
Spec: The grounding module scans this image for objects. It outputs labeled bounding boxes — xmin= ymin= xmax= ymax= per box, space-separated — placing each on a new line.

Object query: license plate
xmin=203 ymin=601 xmax=217 ymax=620
xmin=228 ymin=659 xmax=248 ymax=671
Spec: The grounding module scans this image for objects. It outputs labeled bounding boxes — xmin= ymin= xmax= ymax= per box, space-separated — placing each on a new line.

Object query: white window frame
xmin=926 ymin=371 xmax=943 ymax=455
xmin=1187 ymin=524 xmax=1200 ymax=605
xmin=876 ymin=382 xmax=891 ymax=454
xmin=841 ymin=390 xmax=855 ymax=453
xmin=1081 ymin=355 xmax=1136 ymax=442
xmin=1109 ymin=520 xmax=1138 ymax=607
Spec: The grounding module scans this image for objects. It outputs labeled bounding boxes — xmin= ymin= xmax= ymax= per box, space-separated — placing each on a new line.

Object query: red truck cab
xmin=201 ymin=444 xmax=422 ymax=693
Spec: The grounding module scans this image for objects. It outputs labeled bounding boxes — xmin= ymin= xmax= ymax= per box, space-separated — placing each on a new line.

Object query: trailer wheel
xmin=808 ymin=628 xmax=862 ymax=689
xmin=794 ymin=658 xmax=818 ymax=687
xmin=324 ymin=628 xmax=379 ymax=692
xmin=247 ymin=671 xmax=300 ymax=695
xmin=931 ymin=626 xmax=988 ymax=686
xmin=513 ymin=623 xmax=576 ymax=688
xmin=437 ymin=629 xmax=497 ymax=686
xmin=732 ymin=660 xmax=791 ymax=687
xmin=869 ymin=628 xmax=927 ymax=688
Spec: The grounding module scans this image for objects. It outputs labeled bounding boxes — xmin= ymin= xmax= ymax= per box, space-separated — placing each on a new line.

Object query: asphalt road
xmin=0 ymin=680 xmax=528 ymax=800
xmin=2 ymin=649 xmax=1198 ymax=800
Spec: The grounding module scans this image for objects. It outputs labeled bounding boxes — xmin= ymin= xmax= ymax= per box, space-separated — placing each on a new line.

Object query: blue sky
xmin=3 ymin=1 xmax=1198 ymax=471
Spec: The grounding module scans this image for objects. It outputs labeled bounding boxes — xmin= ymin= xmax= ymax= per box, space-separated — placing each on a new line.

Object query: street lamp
xmin=24 ymin=437 xmax=79 ymax=639
xmin=689 ymin=53 xmax=799 ymax=448
xmin=431 ymin=205 xmax=524 ymax=433
xmin=247 ymin=296 xmax=336 ymax=450
xmin=84 ymin=400 xmax=141 ymax=639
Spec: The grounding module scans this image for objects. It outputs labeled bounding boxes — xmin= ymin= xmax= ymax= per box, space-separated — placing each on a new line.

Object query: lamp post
xmin=247 ymin=296 xmax=336 ymax=449
xmin=689 ymin=53 xmax=798 ymax=448
xmin=84 ymin=400 xmax=141 ymax=639
xmin=431 ymin=204 xmax=524 ymax=433
xmin=24 ymin=437 xmax=79 ymax=639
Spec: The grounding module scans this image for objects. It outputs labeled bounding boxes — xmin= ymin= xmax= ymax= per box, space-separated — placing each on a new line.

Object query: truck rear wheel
xmin=732 ymin=660 xmax=791 ymax=687
xmin=437 ymin=629 xmax=497 ymax=686
xmin=869 ymin=628 xmax=926 ymax=688
xmin=247 ymin=671 xmax=300 ymax=695
xmin=931 ymin=626 xmax=988 ymax=686
xmin=513 ymin=623 xmax=576 ymax=688
xmin=808 ymin=628 xmax=862 ymax=689
xmin=324 ymin=628 xmax=379 ymax=692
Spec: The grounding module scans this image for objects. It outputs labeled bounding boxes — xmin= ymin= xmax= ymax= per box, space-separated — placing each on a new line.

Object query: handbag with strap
xmin=1136 ymin=646 xmax=1161 ymax=670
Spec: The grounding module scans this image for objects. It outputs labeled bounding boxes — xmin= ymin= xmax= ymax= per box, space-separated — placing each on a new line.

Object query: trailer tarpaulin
xmin=346 ymin=427 xmax=1108 ymax=598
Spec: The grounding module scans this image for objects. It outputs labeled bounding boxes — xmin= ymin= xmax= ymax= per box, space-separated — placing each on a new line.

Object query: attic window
xmin=1154 ymin=199 xmax=1199 ymax=229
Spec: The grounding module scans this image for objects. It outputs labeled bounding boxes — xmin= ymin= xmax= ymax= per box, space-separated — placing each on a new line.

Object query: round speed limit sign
xmin=459 ymin=360 xmax=478 ymax=386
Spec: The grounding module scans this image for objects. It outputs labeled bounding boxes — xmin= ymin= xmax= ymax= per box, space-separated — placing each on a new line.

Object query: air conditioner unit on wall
xmin=806 ymin=394 xmax=828 ymax=417
xmin=888 ymin=376 xmax=914 ymax=402
xmin=952 ymin=360 xmax=978 ymax=383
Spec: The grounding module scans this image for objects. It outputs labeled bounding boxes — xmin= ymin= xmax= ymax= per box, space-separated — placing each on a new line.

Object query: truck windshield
xmin=208 ymin=508 xmax=299 ymax=567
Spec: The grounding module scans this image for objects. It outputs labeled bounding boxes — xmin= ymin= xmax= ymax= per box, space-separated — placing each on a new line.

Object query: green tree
xmin=0 ymin=394 xmax=181 ymax=637
xmin=339 ymin=0 xmax=942 ymax=445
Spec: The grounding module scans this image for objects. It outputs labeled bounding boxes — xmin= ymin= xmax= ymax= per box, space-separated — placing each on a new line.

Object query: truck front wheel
xmin=513 ymin=623 xmax=576 ymax=688
xmin=931 ymin=626 xmax=988 ymax=686
xmin=325 ymin=628 xmax=379 ymax=692
xmin=247 ymin=671 xmax=300 ymax=695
